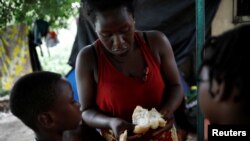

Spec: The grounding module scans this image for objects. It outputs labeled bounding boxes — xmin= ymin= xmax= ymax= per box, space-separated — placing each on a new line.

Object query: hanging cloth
xmin=0 ymin=24 xmax=32 ymax=90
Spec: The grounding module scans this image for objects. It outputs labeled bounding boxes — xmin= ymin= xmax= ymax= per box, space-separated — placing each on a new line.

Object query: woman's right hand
xmin=109 ymin=118 xmax=135 ymax=139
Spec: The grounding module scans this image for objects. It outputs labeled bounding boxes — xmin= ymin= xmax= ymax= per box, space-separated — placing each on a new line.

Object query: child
xmin=198 ymin=24 xmax=250 ymax=124
xmin=9 ymin=71 xmax=104 ymax=141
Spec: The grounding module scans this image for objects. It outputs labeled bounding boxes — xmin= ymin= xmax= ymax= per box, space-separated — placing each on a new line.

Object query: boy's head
xmin=10 ymin=71 xmax=82 ymax=132
xmin=198 ymin=24 xmax=250 ymax=124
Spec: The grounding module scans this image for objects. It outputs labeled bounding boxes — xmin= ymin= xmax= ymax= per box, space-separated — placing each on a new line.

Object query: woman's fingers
xmin=127 ymin=134 xmax=142 ymax=141
xmin=152 ymin=117 xmax=174 ymax=136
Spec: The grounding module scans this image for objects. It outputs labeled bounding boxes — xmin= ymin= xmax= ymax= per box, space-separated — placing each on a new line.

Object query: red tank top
xmin=96 ymin=32 xmax=165 ymax=122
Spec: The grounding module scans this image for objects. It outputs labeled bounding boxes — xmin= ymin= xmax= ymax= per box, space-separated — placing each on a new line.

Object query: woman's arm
xmin=75 ymin=45 xmax=134 ymax=138
xmin=75 ymin=45 xmax=111 ymax=128
xmin=146 ymin=31 xmax=184 ymax=117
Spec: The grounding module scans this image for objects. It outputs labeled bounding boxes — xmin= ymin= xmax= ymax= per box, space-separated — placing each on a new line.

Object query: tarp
xmin=68 ymin=7 xmax=97 ymax=67
xmin=0 ymin=24 xmax=32 ymax=90
xmin=134 ymin=0 xmax=221 ymax=65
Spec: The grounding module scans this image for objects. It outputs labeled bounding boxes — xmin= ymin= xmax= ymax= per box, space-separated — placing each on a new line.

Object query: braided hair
xmin=201 ymin=24 xmax=250 ymax=104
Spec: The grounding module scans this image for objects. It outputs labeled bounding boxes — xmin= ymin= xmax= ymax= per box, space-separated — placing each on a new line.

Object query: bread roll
xmin=149 ymin=108 xmax=167 ymax=129
xmin=132 ymin=106 xmax=150 ymax=134
xmin=132 ymin=106 xmax=167 ymax=134
xmin=119 ymin=130 xmax=127 ymax=141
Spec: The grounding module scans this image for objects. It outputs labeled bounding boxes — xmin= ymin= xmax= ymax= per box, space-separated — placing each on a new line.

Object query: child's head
xmin=10 ymin=71 xmax=82 ymax=132
xmin=198 ymin=24 xmax=250 ymax=124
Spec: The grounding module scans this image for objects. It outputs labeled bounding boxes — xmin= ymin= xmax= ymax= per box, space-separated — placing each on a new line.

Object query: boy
xmin=10 ymin=71 xmax=104 ymax=141
xmin=198 ymin=24 xmax=250 ymax=124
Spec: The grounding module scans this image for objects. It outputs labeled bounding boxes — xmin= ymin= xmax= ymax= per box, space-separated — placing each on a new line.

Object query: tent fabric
xmin=0 ymin=24 xmax=32 ymax=90
xmin=68 ymin=0 xmax=221 ymax=68
xmin=134 ymin=0 xmax=221 ymax=65
xmin=68 ymin=8 xmax=97 ymax=67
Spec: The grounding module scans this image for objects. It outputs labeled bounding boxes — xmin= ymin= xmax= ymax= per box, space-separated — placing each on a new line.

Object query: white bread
xmin=132 ymin=106 xmax=151 ymax=134
xmin=132 ymin=106 xmax=167 ymax=134
xmin=149 ymin=108 xmax=167 ymax=129
xmin=119 ymin=130 xmax=127 ymax=141
xmin=133 ymin=124 xmax=151 ymax=134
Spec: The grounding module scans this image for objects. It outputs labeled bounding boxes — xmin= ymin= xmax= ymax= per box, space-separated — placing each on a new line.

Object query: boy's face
xmin=198 ymin=66 xmax=220 ymax=123
xmin=51 ymin=78 xmax=82 ymax=130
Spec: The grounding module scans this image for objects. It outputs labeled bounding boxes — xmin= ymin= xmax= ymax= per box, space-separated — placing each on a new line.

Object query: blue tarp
xmin=66 ymin=69 xmax=79 ymax=101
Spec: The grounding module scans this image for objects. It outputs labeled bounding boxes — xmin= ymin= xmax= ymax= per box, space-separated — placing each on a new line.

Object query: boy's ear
xmin=211 ymin=79 xmax=225 ymax=101
xmin=37 ymin=112 xmax=55 ymax=128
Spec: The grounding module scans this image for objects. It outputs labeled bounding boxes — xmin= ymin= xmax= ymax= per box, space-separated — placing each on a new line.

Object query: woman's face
xmin=94 ymin=7 xmax=135 ymax=56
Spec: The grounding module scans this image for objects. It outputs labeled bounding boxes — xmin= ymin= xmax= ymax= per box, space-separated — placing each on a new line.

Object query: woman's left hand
xmin=151 ymin=113 xmax=174 ymax=137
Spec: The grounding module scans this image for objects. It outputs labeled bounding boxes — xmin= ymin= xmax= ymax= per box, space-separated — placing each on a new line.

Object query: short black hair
xmin=201 ymin=24 xmax=250 ymax=103
xmin=82 ymin=0 xmax=134 ymax=23
xmin=10 ymin=71 xmax=62 ymax=130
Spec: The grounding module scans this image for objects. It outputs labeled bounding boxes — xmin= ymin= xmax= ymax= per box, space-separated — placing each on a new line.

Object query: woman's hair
xmin=10 ymin=71 xmax=62 ymax=130
xmin=82 ymin=0 xmax=134 ymax=23
xmin=200 ymin=24 xmax=250 ymax=102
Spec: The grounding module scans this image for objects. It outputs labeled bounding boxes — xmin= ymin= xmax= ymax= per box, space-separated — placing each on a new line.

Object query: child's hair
xmin=10 ymin=71 xmax=62 ymax=131
xmin=200 ymin=24 xmax=250 ymax=104
xmin=82 ymin=0 xmax=134 ymax=22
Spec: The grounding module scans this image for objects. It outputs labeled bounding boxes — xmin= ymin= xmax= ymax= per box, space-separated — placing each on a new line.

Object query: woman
xmin=76 ymin=0 xmax=184 ymax=140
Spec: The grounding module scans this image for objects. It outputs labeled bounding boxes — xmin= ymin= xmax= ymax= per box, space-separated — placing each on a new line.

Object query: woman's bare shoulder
xmin=76 ymin=43 xmax=97 ymax=69
xmin=145 ymin=30 xmax=169 ymax=44
xmin=145 ymin=30 xmax=172 ymax=55
xmin=78 ymin=44 xmax=96 ymax=60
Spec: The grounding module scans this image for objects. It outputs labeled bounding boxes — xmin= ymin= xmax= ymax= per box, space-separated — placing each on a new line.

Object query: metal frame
xmin=233 ymin=0 xmax=250 ymax=23
xmin=196 ymin=0 xmax=205 ymax=140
